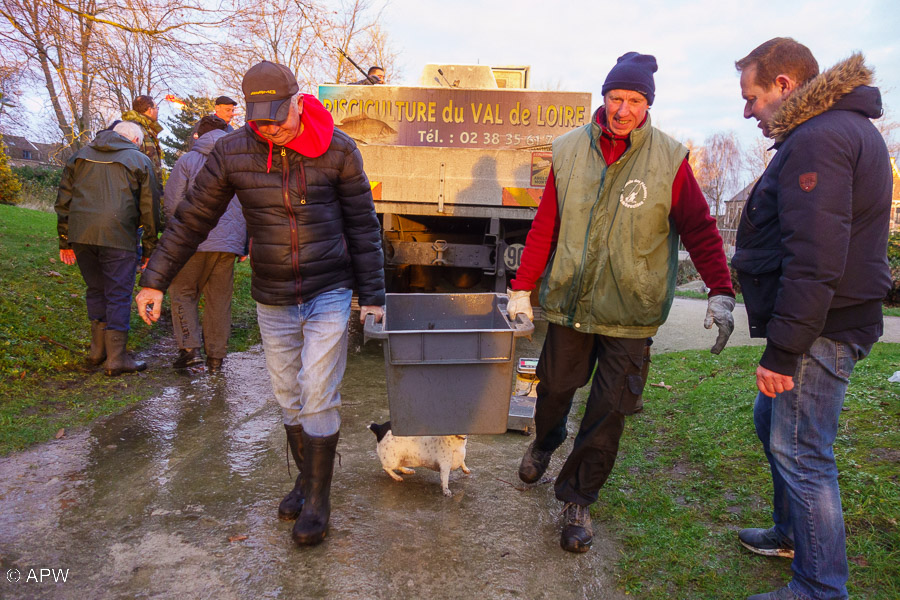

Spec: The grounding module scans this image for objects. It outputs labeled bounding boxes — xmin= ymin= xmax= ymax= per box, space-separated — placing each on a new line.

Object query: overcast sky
xmin=380 ymin=0 xmax=899 ymax=151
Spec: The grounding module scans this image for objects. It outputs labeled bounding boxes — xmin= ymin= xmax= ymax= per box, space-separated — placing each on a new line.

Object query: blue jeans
xmin=72 ymin=243 xmax=138 ymax=332
xmin=256 ymin=289 xmax=351 ymax=437
xmin=754 ymin=337 xmax=871 ymax=600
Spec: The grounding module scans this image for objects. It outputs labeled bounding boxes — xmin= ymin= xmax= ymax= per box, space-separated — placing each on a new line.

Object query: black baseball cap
xmin=242 ymin=61 xmax=299 ymax=122
xmin=214 ymin=95 xmax=237 ymax=106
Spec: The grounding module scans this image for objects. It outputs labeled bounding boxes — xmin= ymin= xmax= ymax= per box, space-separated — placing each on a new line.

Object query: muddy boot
xmin=103 ymin=329 xmax=147 ymax=376
xmin=87 ymin=320 xmax=107 ymax=366
xmin=278 ymin=424 xmax=305 ymax=521
xmin=560 ymin=502 xmax=593 ymax=553
xmin=292 ymin=430 xmax=339 ymax=547
xmin=519 ymin=441 xmax=554 ymax=484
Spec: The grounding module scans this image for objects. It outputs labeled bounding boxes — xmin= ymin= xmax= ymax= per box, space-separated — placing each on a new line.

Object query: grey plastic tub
xmin=364 ymin=293 xmax=534 ymax=436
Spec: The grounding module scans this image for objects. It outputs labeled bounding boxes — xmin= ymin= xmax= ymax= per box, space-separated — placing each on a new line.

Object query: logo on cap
xmin=250 ymin=90 xmax=277 ymax=96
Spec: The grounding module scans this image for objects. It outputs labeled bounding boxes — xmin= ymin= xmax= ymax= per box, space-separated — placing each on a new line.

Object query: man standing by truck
xmin=733 ymin=38 xmax=891 ymax=600
xmin=135 ymin=60 xmax=385 ymax=548
xmin=506 ymin=52 xmax=735 ymax=553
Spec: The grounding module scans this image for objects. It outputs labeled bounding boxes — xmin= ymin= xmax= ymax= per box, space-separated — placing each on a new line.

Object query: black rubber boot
xmin=278 ymin=424 xmax=305 ymax=521
xmin=103 ymin=330 xmax=147 ymax=376
xmin=87 ymin=320 xmax=106 ymax=366
xmin=292 ymin=430 xmax=339 ymax=547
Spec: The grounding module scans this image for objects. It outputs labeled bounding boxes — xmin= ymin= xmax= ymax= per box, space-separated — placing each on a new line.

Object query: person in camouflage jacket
xmin=122 ymin=95 xmax=164 ymax=196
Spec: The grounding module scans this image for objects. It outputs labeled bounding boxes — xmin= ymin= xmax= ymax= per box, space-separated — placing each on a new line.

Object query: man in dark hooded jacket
xmin=56 ymin=121 xmax=160 ymax=376
xmin=135 ymin=61 xmax=384 ymax=549
xmin=733 ymin=38 xmax=892 ymax=600
xmin=165 ymin=115 xmax=247 ymax=372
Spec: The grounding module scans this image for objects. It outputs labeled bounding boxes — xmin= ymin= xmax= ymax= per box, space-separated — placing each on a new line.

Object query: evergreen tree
xmin=160 ymin=95 xmax=214 ymax=169
xmin=0 ymin=135 xmax=23 ymax=205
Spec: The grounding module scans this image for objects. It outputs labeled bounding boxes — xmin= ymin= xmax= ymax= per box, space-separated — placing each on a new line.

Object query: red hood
xmin=249 ymin=94 xmax=335 ymax=172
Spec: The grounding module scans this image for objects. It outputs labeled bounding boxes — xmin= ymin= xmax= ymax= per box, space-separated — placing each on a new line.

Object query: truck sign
xmin=318 ymin=85 xmax=592 ymax=149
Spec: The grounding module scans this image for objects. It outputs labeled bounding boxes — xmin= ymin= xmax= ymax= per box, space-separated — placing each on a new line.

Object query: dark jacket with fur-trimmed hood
xmin=139 ymin=95 xmax=385 ymax=307
xmin=732 ymin=53 xmax=892 ymax=375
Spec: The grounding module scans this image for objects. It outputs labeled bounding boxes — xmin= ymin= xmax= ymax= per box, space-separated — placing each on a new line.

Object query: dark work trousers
xmin=168 ymin=251 xmax=237 ymax=359
xmin=533 ymin=323 xmax=648 ymax=506
xmin=72 ymin=243 xmax=138 ymax=332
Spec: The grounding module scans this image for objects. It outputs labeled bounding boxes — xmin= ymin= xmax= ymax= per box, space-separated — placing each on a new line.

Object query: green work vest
xmin=539 ymin=110 xmax=687 ymax=338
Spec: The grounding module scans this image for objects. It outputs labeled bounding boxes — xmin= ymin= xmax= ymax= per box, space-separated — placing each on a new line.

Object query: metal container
xmin=364 ymin=293 xmax=534 ymax=435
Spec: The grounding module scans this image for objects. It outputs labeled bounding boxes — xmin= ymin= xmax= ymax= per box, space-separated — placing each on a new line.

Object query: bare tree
xmin=218 ymin=0 xmax=398 ymax=94
xmin=0 ymin=0 xmax=239 ymax=149
xmin=690 ymin=131 xmax=742 ymax=216
xmin=875 ymin=107 xmax=899 ymax=158
xmin=0 ymin=55 xmax=29 ymax=132
xmin=742 ymin=136 xmax=774 ymax=185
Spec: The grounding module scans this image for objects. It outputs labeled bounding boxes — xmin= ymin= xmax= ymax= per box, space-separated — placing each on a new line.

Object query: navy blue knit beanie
xmin=601 ymin=52 xmax=657 ymax=105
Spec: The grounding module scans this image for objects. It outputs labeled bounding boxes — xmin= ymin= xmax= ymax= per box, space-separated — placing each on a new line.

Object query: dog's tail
xmin=368 ymin=420 xmax=392 ymax=443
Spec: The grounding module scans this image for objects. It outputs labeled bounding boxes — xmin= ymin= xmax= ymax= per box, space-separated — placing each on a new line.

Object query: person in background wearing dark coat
xmin=134 ymin=61 xmax=384 ymax=548
xmin=55 ymin=121 xmax=160 ymax=376
xmin=165 ymin=115 xmax=248 ymax=372
xmin=351 ymin=66 xmax=385 ymax=85
xmin=733 ymin=38 xmax=892 ymax=600
xmin=188 ymin=96 xmax=238 ymax=149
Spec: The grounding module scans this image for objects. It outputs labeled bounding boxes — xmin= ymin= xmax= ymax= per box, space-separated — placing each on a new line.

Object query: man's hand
xmin=140 ymin=257 xmax=149 ymax=271
xmin=360 ymin=305 xmax=384 ymax=324
xmin=704 ymin=295 xmax=736 ymax=354
xmin=59 ymin=249 xmax=76 ymax=265
xmin=756 ymin=365 xmax=795 ymax=398
xmin=135 ymin=287 xmax=164 ymax=326
xmin=507 ymin=288 xmax=534 ymax=321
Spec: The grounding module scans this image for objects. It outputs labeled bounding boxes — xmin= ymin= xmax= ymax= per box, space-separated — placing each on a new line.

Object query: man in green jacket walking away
xmin=55 ymin=121 xmax=161 ymax=376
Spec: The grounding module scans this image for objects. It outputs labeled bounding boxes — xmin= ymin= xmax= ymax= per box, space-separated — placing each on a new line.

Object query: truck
xmin=318 ymin=64 xmax=592 ymax=293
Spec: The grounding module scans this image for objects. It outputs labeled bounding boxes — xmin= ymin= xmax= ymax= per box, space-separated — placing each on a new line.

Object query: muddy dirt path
xmin=2 ymin=299 xmax=896 ymax=599
xmin=0 ymin=321 xmax=626 ymax=599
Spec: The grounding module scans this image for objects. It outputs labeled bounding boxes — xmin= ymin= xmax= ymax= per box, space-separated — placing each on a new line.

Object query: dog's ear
xmin=369 ymin=421 xmax=391 ymax=442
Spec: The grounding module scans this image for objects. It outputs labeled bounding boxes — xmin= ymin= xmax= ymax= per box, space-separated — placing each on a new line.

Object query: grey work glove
xmin=704 ymin=294 xmax=736 ymax=355
xmin=506 ymin=288 xmax=534 ymax=321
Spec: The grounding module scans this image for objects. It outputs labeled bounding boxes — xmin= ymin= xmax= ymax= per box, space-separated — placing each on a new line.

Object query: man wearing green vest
xmin=506 ymin=52 xmax=736 ymax=553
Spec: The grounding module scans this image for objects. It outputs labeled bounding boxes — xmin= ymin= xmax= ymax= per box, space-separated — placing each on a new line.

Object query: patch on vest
xmin=799 ymin=172 xmax=817 ymax=192
xmin=619 ymin=179 xmax=647 ymax=208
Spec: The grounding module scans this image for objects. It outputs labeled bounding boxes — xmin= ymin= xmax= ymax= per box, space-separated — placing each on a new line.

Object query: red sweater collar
xmin=249 ymin=94 xmax=335 ymax=172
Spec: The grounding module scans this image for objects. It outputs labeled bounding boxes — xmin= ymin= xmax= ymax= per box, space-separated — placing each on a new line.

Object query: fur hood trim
xmin=768 ymin=53 xmax=873 ymax=141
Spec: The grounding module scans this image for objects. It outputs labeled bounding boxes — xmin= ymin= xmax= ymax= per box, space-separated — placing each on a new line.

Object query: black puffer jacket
xmin=140 ymin=123 xmax=384 ymax=307
xmin=732 ymin=54 xmax=892 ymax=375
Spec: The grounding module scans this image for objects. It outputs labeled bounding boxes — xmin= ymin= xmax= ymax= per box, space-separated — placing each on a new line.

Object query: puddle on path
xmin=0 ymin=321 xmax=626 ymax=599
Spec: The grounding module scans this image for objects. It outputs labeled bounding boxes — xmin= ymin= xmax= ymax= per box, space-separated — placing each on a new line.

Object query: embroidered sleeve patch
xmin=799 ymin=172 xmax=818 ymax=192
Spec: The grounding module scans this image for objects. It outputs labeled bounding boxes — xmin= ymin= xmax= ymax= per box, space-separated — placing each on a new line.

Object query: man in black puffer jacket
xmin=733 ymin=38 xmax=891 ymax=600
xmin=136 ymin=61 xmax=385 ymax=548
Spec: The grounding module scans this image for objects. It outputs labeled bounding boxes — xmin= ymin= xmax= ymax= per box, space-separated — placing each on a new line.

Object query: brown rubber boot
xmin=278 ymin=424 xmax=305 ymax=521
xmin=292 ymin=430 xmax=339 ymax=546
xmin=103 ymin=329 xmax=147 ymax=376
xmin=87 ymin=320 xmax=107 ymax=366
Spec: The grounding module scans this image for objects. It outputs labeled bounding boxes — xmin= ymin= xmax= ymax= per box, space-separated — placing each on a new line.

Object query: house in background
xmin=719 ymin=181 xmax=754 ymax=255
xmin=2 ymin=135 xmax=63 ymax=167
xmin=720 ymin=158 xmax=900 ymax=253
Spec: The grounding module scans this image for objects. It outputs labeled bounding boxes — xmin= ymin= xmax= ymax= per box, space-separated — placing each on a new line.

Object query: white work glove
xmin=506 ymin=288 xmax=534 ymax=322
xmin=704 ymin=294 xmax=736 ymax=355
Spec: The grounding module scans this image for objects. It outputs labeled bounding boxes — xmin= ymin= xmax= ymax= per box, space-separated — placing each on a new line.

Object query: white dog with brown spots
xmin=368 ymin=421 xmax=470 ymax=496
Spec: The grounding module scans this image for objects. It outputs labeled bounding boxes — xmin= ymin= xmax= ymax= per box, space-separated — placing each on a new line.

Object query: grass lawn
xmin=0 ymin=203 xmax=260 ymax=453
xmin=1 ymin=203 xmax=898 ymax=597
xmin=591 ymin=343 xmax=900 ymax=599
